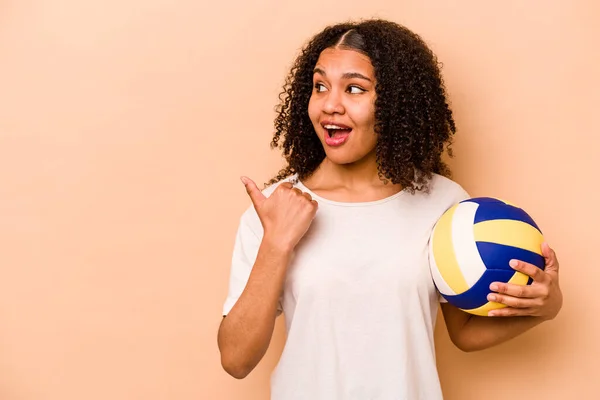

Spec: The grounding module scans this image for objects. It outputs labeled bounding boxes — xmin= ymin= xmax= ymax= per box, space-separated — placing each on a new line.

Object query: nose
xmin=322 ymin=88 xmax=344 ymax=115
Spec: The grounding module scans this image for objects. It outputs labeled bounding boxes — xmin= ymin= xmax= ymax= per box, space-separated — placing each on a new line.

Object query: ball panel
xmin=468 ymin=197 xmax=541 ymax=232
xmin=451 ymin=201 xmax=487 ymax=289
xmin=496 ymin=198 xmax=516 ymax=207
xmin=476 ymin=242 xmax=546 ymax=271
xmin=473 ymin=219 xmax=544 ymax=255
xmin=441 ymin=269 xmax=525 ymax=310
xmin=508 ymin=270 xmax=530 ymax=285
xmin=460 ymin=197 xmax=504 ymax=206
xmin=431 ymin=203 xmax=470 ymax=294
xmin=460 ymin=301 xmax=505 ymax=316
xmin=459 ymin=270 xmax=529 ymax=315
xmin=429 ymin=237 xmax=457 ymax=296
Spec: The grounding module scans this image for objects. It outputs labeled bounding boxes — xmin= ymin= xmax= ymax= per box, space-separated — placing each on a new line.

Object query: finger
xmin=488 ymin=307 xmax=533 ymax=317
xmin=542 ymin=242 xmax=559 ymax=272
xmin=302 ymin=192 xmax=313 ymax=202
xmin=489 ymin=281 xmax=538 ymax=298
xmin=509 ymin=259 xmax=546 ymax=283
xmin=486 ymin=292 xmax=541 ymax=309
xmin=241 ymin=176 xmax=266 ymax=208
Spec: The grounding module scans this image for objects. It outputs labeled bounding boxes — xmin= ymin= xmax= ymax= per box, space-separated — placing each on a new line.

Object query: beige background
xmin=0 ymin=0 xmax=598 ymax=399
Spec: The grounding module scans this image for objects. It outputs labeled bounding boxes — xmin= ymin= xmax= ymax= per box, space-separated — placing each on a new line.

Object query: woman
xmin=217 ymin=19 xmax=562 ymax=399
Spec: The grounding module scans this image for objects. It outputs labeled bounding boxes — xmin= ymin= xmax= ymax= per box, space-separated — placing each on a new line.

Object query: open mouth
xmin=322 ymin=123 xmax=352 ymax=146
xmin=323 ymin=124 xmax=352 ymax=138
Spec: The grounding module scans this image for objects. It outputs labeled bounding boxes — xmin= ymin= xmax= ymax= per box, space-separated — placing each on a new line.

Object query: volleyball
xmin=429 ymin=197 xmax=545 ymax=316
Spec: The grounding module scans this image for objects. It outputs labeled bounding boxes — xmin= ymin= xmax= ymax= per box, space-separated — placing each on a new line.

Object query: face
xmin=308 ymin=47 xmax=377 ymax=166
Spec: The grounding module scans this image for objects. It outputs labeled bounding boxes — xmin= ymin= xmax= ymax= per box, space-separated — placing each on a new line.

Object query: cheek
xmin=351 ymin=103 xmax=376 ymax=130
xmin=308 ymin=96 xmax=319 ymax=124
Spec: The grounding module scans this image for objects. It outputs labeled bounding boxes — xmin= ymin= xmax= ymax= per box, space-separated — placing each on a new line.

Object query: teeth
xmin=324 ymin=124 xmax=345 ymax=130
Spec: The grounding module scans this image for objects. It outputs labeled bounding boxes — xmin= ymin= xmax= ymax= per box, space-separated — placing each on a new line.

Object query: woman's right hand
xmin=241 ymin=176 xmax=318 ymax=252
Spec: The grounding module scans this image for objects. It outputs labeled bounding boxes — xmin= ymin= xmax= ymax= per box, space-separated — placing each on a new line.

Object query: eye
xmin=347 ymin=85 xmax=366 ymax=94
xmin=314 ymin=83 xmax=328 ymax=92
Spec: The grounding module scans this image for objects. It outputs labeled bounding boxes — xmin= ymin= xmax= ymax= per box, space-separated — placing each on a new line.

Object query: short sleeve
xmin=456 ymin=186 xmax=470 ymax=204
xmin=221 ymin=209 xmax=283 ymax=316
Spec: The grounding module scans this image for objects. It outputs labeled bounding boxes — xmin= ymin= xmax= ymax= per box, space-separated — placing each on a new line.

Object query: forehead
xmin=314 ymin=48 xmax=374 ymax=76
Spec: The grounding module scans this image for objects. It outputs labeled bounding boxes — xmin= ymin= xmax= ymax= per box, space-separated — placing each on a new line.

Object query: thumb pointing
xmin=241 ymin=176 xmax=266 ymax=208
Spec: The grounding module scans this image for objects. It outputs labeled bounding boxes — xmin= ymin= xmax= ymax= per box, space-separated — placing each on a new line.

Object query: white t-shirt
xmin=222 ymin=173 xmax=469 ymax=400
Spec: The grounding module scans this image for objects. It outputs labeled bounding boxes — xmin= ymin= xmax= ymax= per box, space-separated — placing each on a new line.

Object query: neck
xmin=310 ymin=151 xmax=387 ymax=189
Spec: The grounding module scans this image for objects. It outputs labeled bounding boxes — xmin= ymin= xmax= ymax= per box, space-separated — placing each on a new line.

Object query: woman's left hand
xmin=486 ymin=242 xmax=563 ymax=319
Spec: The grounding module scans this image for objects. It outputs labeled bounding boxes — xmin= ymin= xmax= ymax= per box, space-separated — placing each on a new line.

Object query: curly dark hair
xmin=267 ymin=19 xmax=456 ymax=193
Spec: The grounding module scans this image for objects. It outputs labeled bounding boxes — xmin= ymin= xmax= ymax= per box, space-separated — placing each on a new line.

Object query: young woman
xmin=217 ymin=19 xmax=563 ymax=399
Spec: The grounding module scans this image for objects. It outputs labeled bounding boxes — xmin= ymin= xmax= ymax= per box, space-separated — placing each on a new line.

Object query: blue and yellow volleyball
xmin=429 ymin=197 xmax=545 ymax=316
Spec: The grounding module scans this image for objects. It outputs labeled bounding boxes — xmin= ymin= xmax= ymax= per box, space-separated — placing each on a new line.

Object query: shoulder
xmin=426 ymin=173 xmax=470 ymax=203
xmin=404 ymin=173 xmax=470 ymax=213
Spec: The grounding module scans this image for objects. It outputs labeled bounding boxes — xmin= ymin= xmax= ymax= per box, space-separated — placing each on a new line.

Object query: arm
xmin=218 ymin=177 xmax=317 ymax=378
xmin=441 ymin=242 xmax=562 ymax=352
xmin=441 ymin=303 xmax=545 ymax=352
xmin=217 ymin=240 xmax=291 ymax=379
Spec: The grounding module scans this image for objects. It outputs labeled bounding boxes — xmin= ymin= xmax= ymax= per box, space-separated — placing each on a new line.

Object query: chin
xmin=323 ymin=151 xmax=360 ymax=165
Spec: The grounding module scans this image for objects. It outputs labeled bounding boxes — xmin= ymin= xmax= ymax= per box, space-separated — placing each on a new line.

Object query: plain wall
xmin=0 ymin=0 xmax=598 ymax=399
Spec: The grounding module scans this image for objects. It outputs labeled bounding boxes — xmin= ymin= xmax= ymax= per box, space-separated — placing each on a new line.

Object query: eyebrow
xmin=313 ymin=67 xmax=372 ymax=82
